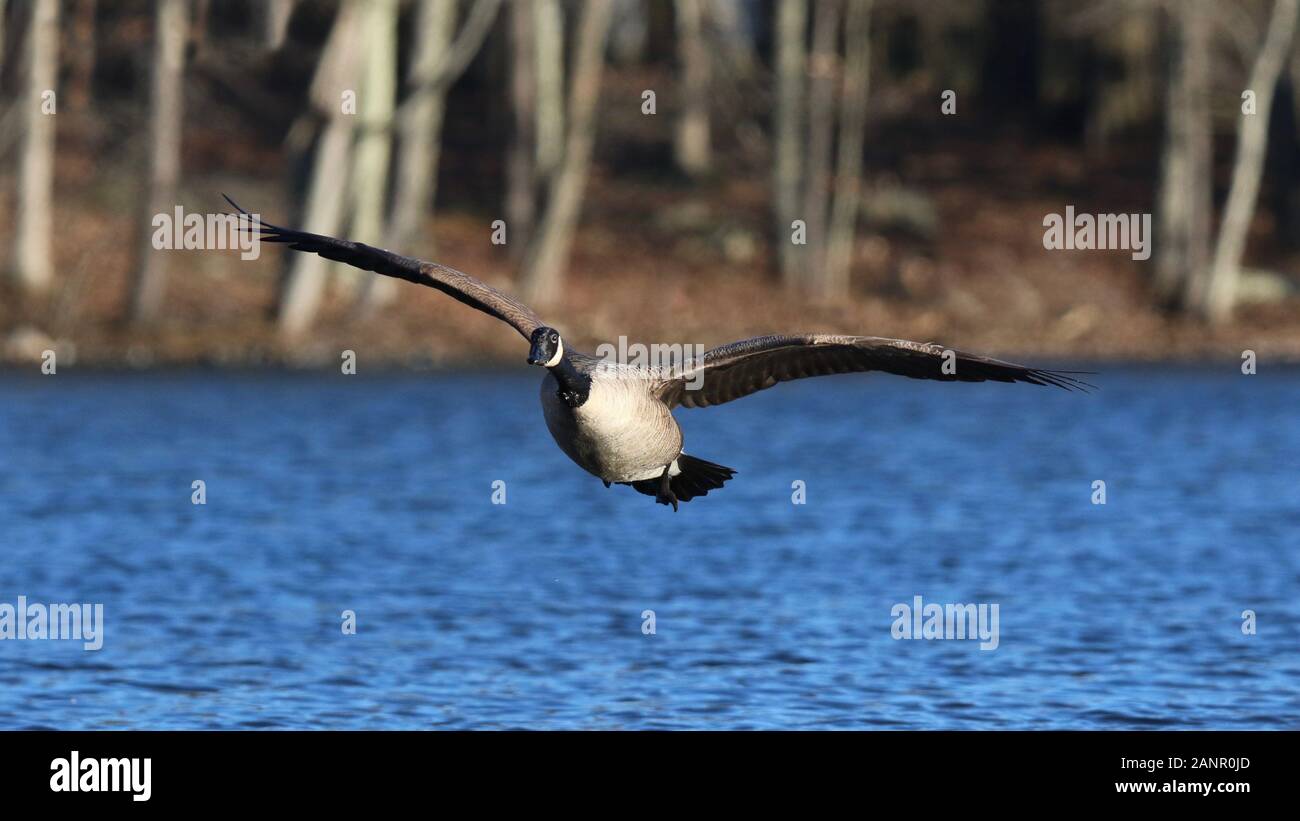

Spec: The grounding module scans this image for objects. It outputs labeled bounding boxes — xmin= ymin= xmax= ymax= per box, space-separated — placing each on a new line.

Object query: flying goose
xmin=227 ymin=197 xmax=1091 ymax=510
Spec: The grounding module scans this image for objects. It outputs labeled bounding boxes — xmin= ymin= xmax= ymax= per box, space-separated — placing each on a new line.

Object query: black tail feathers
xmin=628 ymin=455 xmax=736 ymax=504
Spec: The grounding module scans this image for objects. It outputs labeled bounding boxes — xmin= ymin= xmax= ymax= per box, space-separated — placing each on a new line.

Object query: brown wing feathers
xmin=660 ymin=334 xmax=1093 ymax=409
xmin=225 ymin=195 xmax=543 ymax=340
xmin=227 ymin=198 xmax=1092 ymax=405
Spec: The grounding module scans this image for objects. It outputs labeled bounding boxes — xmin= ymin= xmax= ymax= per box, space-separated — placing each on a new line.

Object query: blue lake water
xmin=0 ymin=366 xmax=1296 ymax=729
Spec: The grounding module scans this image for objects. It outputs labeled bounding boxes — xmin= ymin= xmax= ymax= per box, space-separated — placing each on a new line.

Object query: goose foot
xmin=602 ymin=480 xmax=611 ymax=488
xmin=655 ymin=465 xmax=678 ymax=512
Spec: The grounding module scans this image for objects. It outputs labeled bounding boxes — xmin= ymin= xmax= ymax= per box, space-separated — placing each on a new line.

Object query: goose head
xmin=527 ymin=327 xmax=564 ymax=368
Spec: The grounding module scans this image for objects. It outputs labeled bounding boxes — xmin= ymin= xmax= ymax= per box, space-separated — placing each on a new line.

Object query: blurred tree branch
xmin=674 ymin=0 xmax=712 ymax=177
xmin=278 ymin=0 xmax=364 ymax=336
xmin=130 ymin=0 xmax=189 ymax=324
xmin=1153 ymin=0 xmax=1211 ymax=310
xmin=9 ymin=0 xmax=60 ymax=296
xmin=1201 ymin=0 xmax=1299 ymax=322
xmin=520 ymin=0 xmax=615 ymax=305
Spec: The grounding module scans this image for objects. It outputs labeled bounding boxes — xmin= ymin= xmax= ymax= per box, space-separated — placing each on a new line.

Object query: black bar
xmin=2 ymin=731 xmax=1283 ymax=807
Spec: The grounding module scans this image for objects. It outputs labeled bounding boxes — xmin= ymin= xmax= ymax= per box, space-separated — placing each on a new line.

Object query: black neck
xmin=549 ymin=356 xmax=591 ymax=408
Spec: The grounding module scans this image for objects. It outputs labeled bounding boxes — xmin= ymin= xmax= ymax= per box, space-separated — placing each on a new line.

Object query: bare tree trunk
xmin=387 ymin=0 xmax=500 ymax=259
xmin=821 ymin=0 xmax=872 ymax=300
xmin=342 ymin=0 xmax=398 ymax=301
xmin=1153 ymin=0 xmax=1212 ymax=309
xmin=507 ymin=0 xmax=538 ymax=262
xmin=382 ymin=0 xmax=458 ymax=268
xmin=534 ymin=0 xmax=566 ymax=182
xmin=774 ymin=0 xmax=807 ymax=286
xmin=364 ymin=0 xmax=500 ymax=312
xmin=1202 ymin=0 xmax=1299 ymax=323
xmin=801 ymin=0 xmax=843 ymax=285
xmin=1153 ymin=23 xmax=1187 ymax=303
xmin=520 ymin=0 xmax=615 ymax=305
xmin=10 ymin=0 xmax=60 ymax=295
xmin=131 ymin=0 xmax=189 ymax=323
xmin=278 ymin=1 xmax=363 ymax=336
xmin=265 ymin=0 xmax=295 ymax=50
xmin=673 ymin=0 xmax=711 ymax=177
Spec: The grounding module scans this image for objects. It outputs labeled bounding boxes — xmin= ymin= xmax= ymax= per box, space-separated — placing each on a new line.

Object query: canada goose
xmin=227 ymin=197 xmax=1091 ymax=510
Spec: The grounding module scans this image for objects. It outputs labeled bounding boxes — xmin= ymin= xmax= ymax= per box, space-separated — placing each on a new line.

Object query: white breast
xmin=540 ymin=370 xmax=683 ymax=483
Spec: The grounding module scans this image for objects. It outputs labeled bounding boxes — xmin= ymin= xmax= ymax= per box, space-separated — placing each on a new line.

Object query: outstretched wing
xmin=228 ymin=196 xmax=545 ymax=340
xmin=656 ymin=334 xmax=1094 ymax=409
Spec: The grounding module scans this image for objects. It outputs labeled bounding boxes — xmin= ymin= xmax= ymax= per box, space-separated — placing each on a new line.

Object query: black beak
xmin=527 ymin=343 xmax=546 ymax=366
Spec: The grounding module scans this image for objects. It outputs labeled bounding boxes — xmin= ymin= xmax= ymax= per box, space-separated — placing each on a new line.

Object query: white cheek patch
xmin=544 ymin=338 xmax=564 ymax=368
